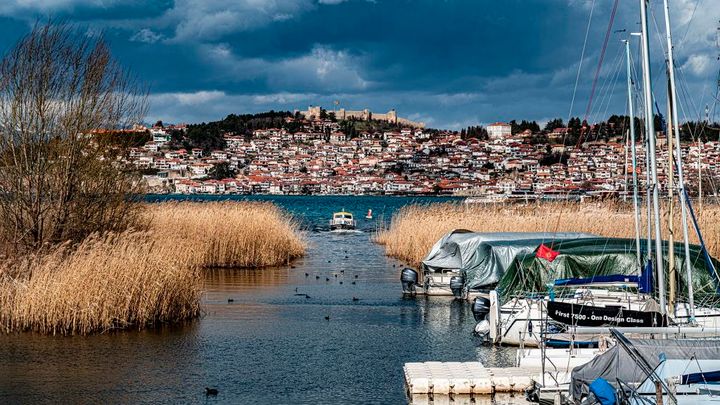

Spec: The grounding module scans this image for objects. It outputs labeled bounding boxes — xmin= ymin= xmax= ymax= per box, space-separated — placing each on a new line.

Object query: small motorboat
xmin=365 ymin=209 xmax=373 ymax=219
xmin=329 ymin=211 xmax=356 ymax=231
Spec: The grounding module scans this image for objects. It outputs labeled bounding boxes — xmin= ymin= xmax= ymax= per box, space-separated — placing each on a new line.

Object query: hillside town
xmin=121 ymin=111 xmax=719 ymax=200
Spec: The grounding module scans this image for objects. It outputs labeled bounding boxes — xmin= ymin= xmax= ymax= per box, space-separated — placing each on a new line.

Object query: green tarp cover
xmin=497 ymin=237 xmax=720 ymax=299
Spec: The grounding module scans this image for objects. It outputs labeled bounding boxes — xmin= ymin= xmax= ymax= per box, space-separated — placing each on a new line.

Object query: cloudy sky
xmin=0 ymin=0 xmax=717 ymax=129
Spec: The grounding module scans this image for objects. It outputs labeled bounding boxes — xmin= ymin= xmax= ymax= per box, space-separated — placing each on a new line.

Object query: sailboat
xmin=472 ymin=236 xmax=720 ymax=347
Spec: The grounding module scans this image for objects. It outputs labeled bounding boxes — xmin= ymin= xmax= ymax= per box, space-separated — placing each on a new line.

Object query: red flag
xmin=537 ymin=243 xmax=559 ymax=262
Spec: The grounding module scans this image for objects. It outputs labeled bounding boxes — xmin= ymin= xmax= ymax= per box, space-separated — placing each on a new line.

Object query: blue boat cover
xmin=589 ymin=378 xmax=616 ymax=405
xmin=639 ymin=261 xmax=653 ymax=294
xmin=554 ymin=274 xmax=639 ymax=287
xmin=681 ymin=370 xmax=720 ymax=385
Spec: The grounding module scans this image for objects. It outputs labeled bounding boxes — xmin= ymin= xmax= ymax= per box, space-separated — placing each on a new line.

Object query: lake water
xmin=0 ymin=196 xmax=518 ymax=404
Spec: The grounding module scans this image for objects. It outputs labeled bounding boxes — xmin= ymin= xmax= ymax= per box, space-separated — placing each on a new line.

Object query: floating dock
xmin=407 ymin=392 xmax=525 ymax=405
xmin=403 ymin=362 xmax=536 ymax=395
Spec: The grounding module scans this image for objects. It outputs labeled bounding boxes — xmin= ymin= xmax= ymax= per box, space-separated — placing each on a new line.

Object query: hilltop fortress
xmin=298 ymin=105 xmax=425 ymax=128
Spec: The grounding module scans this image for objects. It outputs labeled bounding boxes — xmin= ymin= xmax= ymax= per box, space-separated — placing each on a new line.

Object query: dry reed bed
xmin=0 ymin=201 xmax=306 ymax=335
xmin=375 ymin=202 xmax=720 ymax=267
xmin=148 ymin=202 xmax=306 ymax=269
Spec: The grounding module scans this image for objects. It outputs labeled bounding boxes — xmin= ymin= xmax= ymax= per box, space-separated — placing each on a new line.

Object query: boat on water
xmin=400 ymin=230 xmax=596 ymax=298
xmin=329 ymin=210 xmax=356 ymax=231
xmin=471 ymin=237 xmax=720 ymax=348
xmin=398 ymin=231 xmax=720 ymax=348
xmin=565 ymin=331 xmax=720 ymax=405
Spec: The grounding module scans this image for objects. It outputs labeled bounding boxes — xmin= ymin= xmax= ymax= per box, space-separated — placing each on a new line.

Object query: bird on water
xmin=324 ymin=315 xmax=330 ymax=321
xmin=205 ymin=387 xmax=219 ymax=396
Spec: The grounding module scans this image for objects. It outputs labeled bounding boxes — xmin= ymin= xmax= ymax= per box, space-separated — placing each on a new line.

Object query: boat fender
xmin=474 ymin=320 xmax=491 ymax=337
xmin=588 ymin=378 xmax=616 ymax=405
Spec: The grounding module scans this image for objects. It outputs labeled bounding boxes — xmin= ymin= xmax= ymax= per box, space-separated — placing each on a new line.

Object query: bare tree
xmin=0 ymin=22 xmax=148 ymax=256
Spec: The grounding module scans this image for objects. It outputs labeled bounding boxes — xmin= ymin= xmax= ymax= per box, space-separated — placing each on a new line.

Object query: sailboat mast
xmin=667 ymin=83 xmax=676 ymax=313
xmin=662 ymin=0 xmax=695 ymax=320
xmin=638 ymin=34 xmax=653 ymax=262
xmin=624 ymin=133 xmax=629 ymax=202
xmin=645 ymin=126 xmax=652 ymax=261
xmin=698 ymin=138 xmax=702 ymax=210
xmin=625 ymin=39 xmax=642 ymax=267
xmin=639 ymin=0 xmax=667 ymax=313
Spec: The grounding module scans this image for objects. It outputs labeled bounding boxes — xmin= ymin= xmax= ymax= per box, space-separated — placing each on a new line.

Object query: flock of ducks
xmin=298 ymin=249 xmax=365 ymax=319
xmin=211 ymin=250 xmax=400 ymax=398
xmin=224 ymin=249 xmax=374 ymax=323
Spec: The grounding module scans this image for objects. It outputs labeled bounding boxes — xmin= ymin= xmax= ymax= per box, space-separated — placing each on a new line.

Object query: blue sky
xmin=0 ymin=0 xmax=717 ymax=129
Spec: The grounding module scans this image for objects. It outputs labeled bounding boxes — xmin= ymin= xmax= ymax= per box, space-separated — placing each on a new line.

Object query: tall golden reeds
xmin=0 ymin=201 xmax=306 ymax=335
xmin=147 ymin=202 xmax=306 ymax=268
xmin=375 ymin=201 xmax=720 ymax=267
xmin=0 ymin=231 xmax=201 ymax=335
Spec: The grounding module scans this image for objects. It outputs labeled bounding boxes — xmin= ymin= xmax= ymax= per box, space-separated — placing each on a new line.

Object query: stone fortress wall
xmin=299 ymin=105 xmax=425 ymax=128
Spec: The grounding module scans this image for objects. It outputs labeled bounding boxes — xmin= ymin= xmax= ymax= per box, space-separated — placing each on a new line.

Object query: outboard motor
xmin=449 ymin=275 xmax=464 ymax=299
xmin=471 ymin=296 xmax=491 ymax=322
xmin=401 ymin=268 xmax=419 ymax=294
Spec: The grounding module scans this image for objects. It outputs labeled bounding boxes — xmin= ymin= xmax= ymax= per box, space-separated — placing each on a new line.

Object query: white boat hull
xmin=484 ymin=289 xmax=720 ymax=347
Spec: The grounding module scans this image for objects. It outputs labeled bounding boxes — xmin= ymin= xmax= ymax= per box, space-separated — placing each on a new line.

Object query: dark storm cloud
xmin=0 ymin=0 xmax=717 ymax=129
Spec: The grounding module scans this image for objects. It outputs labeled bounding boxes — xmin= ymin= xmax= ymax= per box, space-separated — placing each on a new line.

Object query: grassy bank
xmin=375 ymin=202 xmax=720 ymax=267
xmin=0 ymin=202 xmax=305 ymax=335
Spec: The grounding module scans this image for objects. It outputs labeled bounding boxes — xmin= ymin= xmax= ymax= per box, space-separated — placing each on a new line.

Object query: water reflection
xmin=0 ymin=323 xmax=204 ymax=404
xmin=205 ymin=266 xmax=292 ymax=289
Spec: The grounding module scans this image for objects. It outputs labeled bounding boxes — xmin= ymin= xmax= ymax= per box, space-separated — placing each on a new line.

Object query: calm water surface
xmin=0 ymin=196 xmax=518 ymax=404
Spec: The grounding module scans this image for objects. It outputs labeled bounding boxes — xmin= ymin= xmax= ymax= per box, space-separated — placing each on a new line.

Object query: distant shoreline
xmin=143 ymin=193 xmax=463 ymax=199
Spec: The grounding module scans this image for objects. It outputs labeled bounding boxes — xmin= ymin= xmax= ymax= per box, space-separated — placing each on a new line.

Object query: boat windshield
xmin=334 ymin=214 xmax=352 ymax=219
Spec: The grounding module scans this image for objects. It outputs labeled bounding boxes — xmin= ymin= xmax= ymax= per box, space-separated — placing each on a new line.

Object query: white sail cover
xmin=421 ymin=230 xmax=596 ymax=290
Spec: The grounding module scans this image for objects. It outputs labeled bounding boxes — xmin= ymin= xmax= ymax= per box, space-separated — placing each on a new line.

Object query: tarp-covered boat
xmin=496 ymin=237 xmax=720 ymax=299
xmin=477 ymin=237 xmax=720 ymax=347
xmin=420 ymin=230 xmax=596 ymax=294
xmin=571 ymin=338 xmax=720 ymax=402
